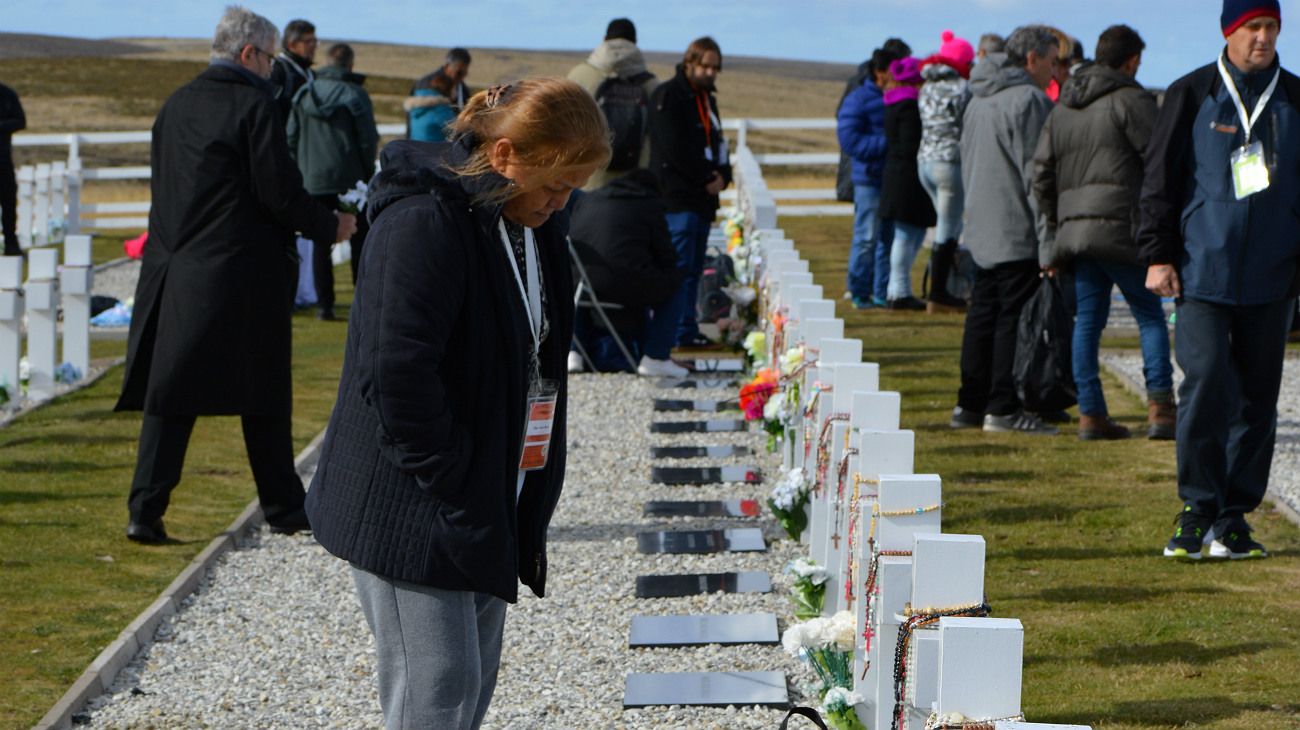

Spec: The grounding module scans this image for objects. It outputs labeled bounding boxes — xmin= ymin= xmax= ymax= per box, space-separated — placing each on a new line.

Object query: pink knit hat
xmin=938 ymin=30 xmax=975 ymax=68
xmin=889 ymin=57 xmax=923 ymax=85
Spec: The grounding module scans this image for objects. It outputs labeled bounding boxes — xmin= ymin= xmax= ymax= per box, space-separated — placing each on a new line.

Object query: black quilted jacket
xmin=305 ymin=138 xmax=574 ymax=602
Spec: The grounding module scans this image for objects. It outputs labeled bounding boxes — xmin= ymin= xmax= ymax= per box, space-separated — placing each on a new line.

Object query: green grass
xmin=0 ymin=269 xmax=353 ymax=728
xmin=780 ymin=218 xmax=1300 ymax=729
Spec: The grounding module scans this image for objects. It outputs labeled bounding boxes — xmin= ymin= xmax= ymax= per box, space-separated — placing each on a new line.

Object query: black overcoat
xmin=116 ymin=64 xmax=337 ymax=416
xmin=305 ymin=139 xmax=575 ymax=603
xmin=878 ymin=97 xmax=937 ymax=228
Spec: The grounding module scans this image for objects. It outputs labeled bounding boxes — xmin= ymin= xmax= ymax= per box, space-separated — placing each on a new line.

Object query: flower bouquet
xmin=821 ymin=687 xmax=868 ymax=730
xmin=743 ymin=331 xmax=768 ymax=371
xmin=784 ymin=556 xmax=828 ymax=618
xmin=769 ymin=467 xmax=811 ymax=541
xmin=54 ymin=362 xmax=83 ymax=384
xmin=337 ymin=179 xmax=369 ymax=215
xmin=781 ymin=610 xmax=857 ymax=695
xmin=738 ymin=368 xmax=778 ymax=421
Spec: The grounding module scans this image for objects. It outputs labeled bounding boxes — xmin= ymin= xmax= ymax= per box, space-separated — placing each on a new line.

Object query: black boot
xmin=927 ymin=240 xmax=966 ymax=312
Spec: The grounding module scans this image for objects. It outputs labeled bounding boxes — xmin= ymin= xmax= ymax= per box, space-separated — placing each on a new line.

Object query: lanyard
xmin=694 ymin=93 xmax=713 ymax=147
xmin=1216 ymin=56 xmax=1280 ymax=143
xmin=276 ymin=53 xmax=314 ymax=83
xmin=497 ymin=219 xmax=542 ymax=357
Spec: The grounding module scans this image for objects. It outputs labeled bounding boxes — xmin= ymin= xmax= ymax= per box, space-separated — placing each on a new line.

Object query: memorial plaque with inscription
xmin=651 ymin=465 xmax=762 ymax=485
xmin=623 ymin=671 xmax=790 ymax=709
xmin=650 ymin=444 xmax=751 ymax=459
xmin=654 ymin=377 xmax=740 ymax=389
xmin=650 ymin=419 xmax=748 ymax=434
xmin=635 ymin=571 xmax=772 ymax=598
xmin=636 ymin=528 xmax=767 ymax=554
xmin=689 ymin=358 xmax=746 ymax=373
xmin=642 ymin=499 xmax=761 ymax=518
xmin=629 ymin=613 xmax=779 ymax=647
xmin=653 ymin=399 xmax=739 ymax=413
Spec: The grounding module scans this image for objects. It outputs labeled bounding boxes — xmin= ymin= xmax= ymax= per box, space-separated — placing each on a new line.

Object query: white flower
xmin=786 ymin=557 xmax=828 ymax=585
xmin=822 ymin=686 xmax=865 ymax=712
xmin=779 ymin=346 xmax=806 ymax=376
xmin=825 ymin=610 xmax=856 ymax=651
xmin=770 ymin=476 xmax=799 ymax=511
xmin=762 ymin=392 xmax=786 ymax=422
xmin=338 ymin=180 xmax=369 ymax=212
xmin=724 ymin=284 xmax=757 ymax=306
xmin=781 ymin=623 xmax=807 ymax=657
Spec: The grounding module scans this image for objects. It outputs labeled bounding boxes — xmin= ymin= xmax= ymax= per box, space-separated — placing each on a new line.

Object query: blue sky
xmin=6 ymin=0 xmax=1300 ymax=86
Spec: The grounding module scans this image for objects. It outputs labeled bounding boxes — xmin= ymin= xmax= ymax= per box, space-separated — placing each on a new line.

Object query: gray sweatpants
xmin=351 ymin=567 xmax=508 ymax=730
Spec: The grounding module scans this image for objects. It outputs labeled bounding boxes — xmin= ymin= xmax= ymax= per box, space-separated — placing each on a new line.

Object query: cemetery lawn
xmin=0 ymin=272 xmax=353 ymax=728
xmin=782 ymin=218 xmax=1300 ymax=730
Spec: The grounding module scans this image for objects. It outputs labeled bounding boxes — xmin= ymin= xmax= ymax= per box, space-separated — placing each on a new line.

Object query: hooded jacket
xmin=837 ymin=79 xmax=887 ymax=187
xmin=567 ymin=38 xmax=659 ymax=190
xmin=1032 ymin=63 xmax=1157 ymax=267
xmin=305 ymin=138 xmax=575 ymax=602
xmin=287 ymin=65 xmax=379 ymax=197
xmin=918 ymin=61 xmax=971 ymax=163
xmin=1138 ymin=54 xmax=1300 ymax=305
xmin=648 ymin=64 xmax=732 ymax=216
xmin=405 ymin=89 xmax=456 ymax=143
xmin=960 ymin=53 xmax=1054 ymax=268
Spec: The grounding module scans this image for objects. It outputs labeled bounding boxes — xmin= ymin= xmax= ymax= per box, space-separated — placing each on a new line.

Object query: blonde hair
xmin=448 ymin=77 xmax=612 ymax=202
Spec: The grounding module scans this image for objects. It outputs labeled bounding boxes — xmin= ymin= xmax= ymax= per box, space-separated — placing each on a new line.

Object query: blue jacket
xmin=837 ymin=80 xmax=887 ymax=187
xmin=1139 ymin=56 xmax=1300 ymax=305
xmin=405 ymin=88 xmax=457 ymax=143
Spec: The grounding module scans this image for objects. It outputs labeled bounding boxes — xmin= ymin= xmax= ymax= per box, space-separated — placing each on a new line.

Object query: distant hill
xmin=0 ymin=33 xmax=152 ymax=59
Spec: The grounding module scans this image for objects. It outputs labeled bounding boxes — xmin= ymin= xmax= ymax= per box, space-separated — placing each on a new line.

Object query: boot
xmin=926 ymin=240 xmax=966 ymax=313
xmin=1078 ymin=413 xmax=1131 ymax=441
xmin=1148 ymin=398 xmax=1176 ymax=440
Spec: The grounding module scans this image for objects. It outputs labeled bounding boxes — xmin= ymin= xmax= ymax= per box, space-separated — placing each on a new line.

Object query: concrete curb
xmin=1099 ymin=352 xmax=1300 ymax=530
xmin=0 ymin=357 xmax=125 ymax=431
xmin=33 ymin=428 xmax=329 ymax=730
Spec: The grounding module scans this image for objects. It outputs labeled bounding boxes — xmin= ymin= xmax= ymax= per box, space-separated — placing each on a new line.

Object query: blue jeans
xmin=918 ymin=159 xmax=964 ymax=243
xmin=873 ymin=220 xmax=895 ymax=301
xmin=887 ymin=221 xmax=926 ymax=300
xmin=1071 ymin=259 xmax=1173 ymax=415
xmin=665 ymin=210 xmax=712 ymax=344
xmin=847 ymin=185 xmax=881 ymax=300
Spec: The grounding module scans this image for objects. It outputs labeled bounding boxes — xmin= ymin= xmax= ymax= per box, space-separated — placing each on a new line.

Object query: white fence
xmin=11 ymin=118 xmax=847 ymax=233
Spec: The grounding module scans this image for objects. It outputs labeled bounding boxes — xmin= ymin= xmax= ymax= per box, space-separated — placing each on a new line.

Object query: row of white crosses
xmin=741 ymin=220 xmax=1090 ymax=730
xmin=14 ymin=162 xmax=74 ymax=250
xmin=0 ymin=235 xmax=94 ymax=404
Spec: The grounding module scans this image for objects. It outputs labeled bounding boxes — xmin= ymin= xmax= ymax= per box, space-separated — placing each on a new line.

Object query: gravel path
xmin=92 ymin=258 xmax=141 ymax=304
xmin=1101 ymin=352 xmax=1300 ymax=518
xmin=81 ymin=374 xmax=813 ymax=729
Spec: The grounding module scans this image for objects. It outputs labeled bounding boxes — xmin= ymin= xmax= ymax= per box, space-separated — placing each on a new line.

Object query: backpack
xmin=697 ymin=247 xmax=736 ymax=324
xmin=594 ymin=71 xmax=654 ymax=172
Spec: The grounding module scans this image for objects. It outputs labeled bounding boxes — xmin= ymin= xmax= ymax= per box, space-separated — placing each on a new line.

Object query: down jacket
xmin=837 ymin=79 xmax=888 ymax=187
xmin=918 ymin=61 xmax=971 ymax=163
xmin=305 ymin=137 xmax=575 ymax=602
xmin=1032 ymin=63 xmax=1157 ymax=267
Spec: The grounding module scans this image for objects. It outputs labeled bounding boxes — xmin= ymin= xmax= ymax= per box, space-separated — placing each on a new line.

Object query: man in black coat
xmin=116 ymin=6 xmax=354 ymax=543
xmin=0 ymin=81 xmax=24 ymax=256
xmin=647 ymin=36 xmax=732 ymax=355
xmin=269 ymin=18 xmax=317 ymax=124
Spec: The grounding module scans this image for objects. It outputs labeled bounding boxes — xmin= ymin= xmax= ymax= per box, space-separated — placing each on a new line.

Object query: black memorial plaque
xmin=642 ymin=499 xmax=762 ymax=518
xmin=654 ymin=377 xmax=740 ymax=390
xmin=635 ymin=571 xmax=772 ymax=598
xmin=651 ymin=465 xmax=762 ymax=485
xmin=650 ymin=444 xmax=751 ymax=459
xmin=688 ymin=358 xmax=745 ymax=373
xmin=650 ymin=419 xmax=747 ymax=434
xmin=653 ymin=399 xmax=739 ymax=413
xmin=629 ymin=613 xmax=779 ymax=647
xmin=623 ymin=671 xmax=790 ymax=709
xmin=636 ymin=528 xmax=767 ymax=554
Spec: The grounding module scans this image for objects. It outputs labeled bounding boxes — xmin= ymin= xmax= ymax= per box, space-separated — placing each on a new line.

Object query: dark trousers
xmin=1 ymin=157 xmax=17 ymax=255
xmin=957 ymin=259 xmax=1041 ymax=416
xmin=127 ymin=412 xmax=305 ymax=526
xmin=1174 ymin=297 xmax=1293 ymax=534
xmin=311 ymin=195 xmax=339 ymax=312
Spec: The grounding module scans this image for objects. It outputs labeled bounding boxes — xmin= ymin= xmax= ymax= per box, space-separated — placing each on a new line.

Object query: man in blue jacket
xmin=1139 ymin=0 xmax=1300 ymax=560
xmin=837 ymin=43 xmax=906 ymax=308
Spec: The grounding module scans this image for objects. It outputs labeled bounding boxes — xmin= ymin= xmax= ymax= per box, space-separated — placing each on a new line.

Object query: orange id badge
xmin=519 ymin=379 xmax=558 ymax=471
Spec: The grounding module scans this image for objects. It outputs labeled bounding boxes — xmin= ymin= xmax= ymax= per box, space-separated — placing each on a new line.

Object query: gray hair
xmin=210 ymin=5 xmax=278 ymax=63
xmin=1005 ymin=25 xmax=1059 ymax=67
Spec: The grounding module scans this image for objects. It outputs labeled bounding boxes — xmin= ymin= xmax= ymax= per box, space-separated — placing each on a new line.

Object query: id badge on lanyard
xmin=499 ymin=220 xmax=555 ymax=472
xmin=520 ymin=378 xmax=558 ymax=471
xmin=1218 ymin=57 xmax=1280 ymax=200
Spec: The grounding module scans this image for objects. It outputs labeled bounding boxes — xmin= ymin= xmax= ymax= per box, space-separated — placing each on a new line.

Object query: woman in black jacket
xmin=305 ymin=78 xmax=610 ymax=730
xmin=878 ymin=57 xmax=937 ymax=310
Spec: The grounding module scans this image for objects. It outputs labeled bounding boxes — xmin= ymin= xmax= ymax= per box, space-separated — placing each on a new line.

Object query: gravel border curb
xmin=32 ymin=428 xmax=328 ymax=730
xmin=1099 ymin=352 xmax=1300 ymax=530
xmin=0 ymin=357 xmax=125 ymax=431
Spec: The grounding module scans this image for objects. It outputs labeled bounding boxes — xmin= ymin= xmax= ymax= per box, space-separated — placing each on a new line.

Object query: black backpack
xmin=594 ymin=71 xmax=654 ymax=172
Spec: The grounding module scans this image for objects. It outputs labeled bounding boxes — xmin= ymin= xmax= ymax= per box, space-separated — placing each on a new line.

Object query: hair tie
xmin=485 ymin=84 xmax=511 ymax=109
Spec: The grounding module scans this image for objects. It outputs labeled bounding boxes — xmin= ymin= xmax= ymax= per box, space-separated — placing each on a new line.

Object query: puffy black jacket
xmin=1032 ymin=64 xmax=1157 ymax=266
xmin=305 ymin=138 xmax=575 ymax=602
xmin=878 ymin=96 xmax=936 ymax=228
xmin=569 ymin=169 xmax=683 ymax=331
xmin=648 ymin=65 xmax=733 ymax=216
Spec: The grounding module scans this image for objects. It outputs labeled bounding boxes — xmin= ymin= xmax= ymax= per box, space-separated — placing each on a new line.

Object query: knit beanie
xmin=938 ymin=30 xmax=976 ymax=69
xmin=889 ymin=57 xmax=923 ymax=85
xmin=605 ymin=18 xmax=637 ymax=43
xmin=1222 ymin=0 xmax=1281 ymax=36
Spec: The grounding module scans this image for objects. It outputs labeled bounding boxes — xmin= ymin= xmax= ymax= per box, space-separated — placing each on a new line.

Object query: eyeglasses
xmin=251 ymin=46 xmax=276 ymax=63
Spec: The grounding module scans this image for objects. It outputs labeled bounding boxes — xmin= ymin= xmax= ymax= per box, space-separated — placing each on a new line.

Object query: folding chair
xmin=567 ymin=237 xmax=638 ymax=372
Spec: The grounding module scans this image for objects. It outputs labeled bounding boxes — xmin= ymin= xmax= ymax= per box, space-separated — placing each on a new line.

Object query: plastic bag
xmin=1013 ymin=276 xmax=1077 ymax=413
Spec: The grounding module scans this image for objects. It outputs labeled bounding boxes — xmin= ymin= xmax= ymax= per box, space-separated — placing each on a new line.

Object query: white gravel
xmin=1101 ymin=352 xmax=1300 ymax=519
xmin=81 ymin=373 xmax=818 ymax=729
xmin=92 ymin=258 xmax=141 ymax=304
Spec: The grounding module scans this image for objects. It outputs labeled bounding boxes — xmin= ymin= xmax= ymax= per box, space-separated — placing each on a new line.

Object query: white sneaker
xmin=637 ymin=356 xmax=689 ymax=378
xmin=567 ymin=351 xmax=585 ymax=374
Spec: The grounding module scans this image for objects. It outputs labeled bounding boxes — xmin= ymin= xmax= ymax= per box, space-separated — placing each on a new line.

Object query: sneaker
xmin=950 ymin=406 xmax=983 ymax=429
xmin=676 ymin=333 xmax=716 ymax=348
xmin=1208 ymin=530 xmax=1268 ymax=560
xmin=567 ymin=351 xmax=585 ymax=374
xmin=637 ymin=356 xmax=689 ymax=378
xmin=1163 ymin=506 xmax=1212 ymax=560
xmin=886 ymin=296 xmax=927 ymax=311
xmin=851 ymin=296 xmax=880 ymax=310
xmin=983 ymin=411 xmax=1059 ymax=435
xmin=871 ymin=296 xmax=888 ymax=308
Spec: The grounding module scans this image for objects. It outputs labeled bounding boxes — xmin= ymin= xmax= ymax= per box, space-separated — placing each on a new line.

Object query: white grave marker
xmin=24 ymin=248 xmax=60 ymax=400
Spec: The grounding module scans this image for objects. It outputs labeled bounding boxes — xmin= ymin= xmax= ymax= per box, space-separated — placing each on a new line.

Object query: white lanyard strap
xmin=1217 ymin=56 xmax=1280 ymax=142
xmin=498 ymin=219 xmax=542 ymax=355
